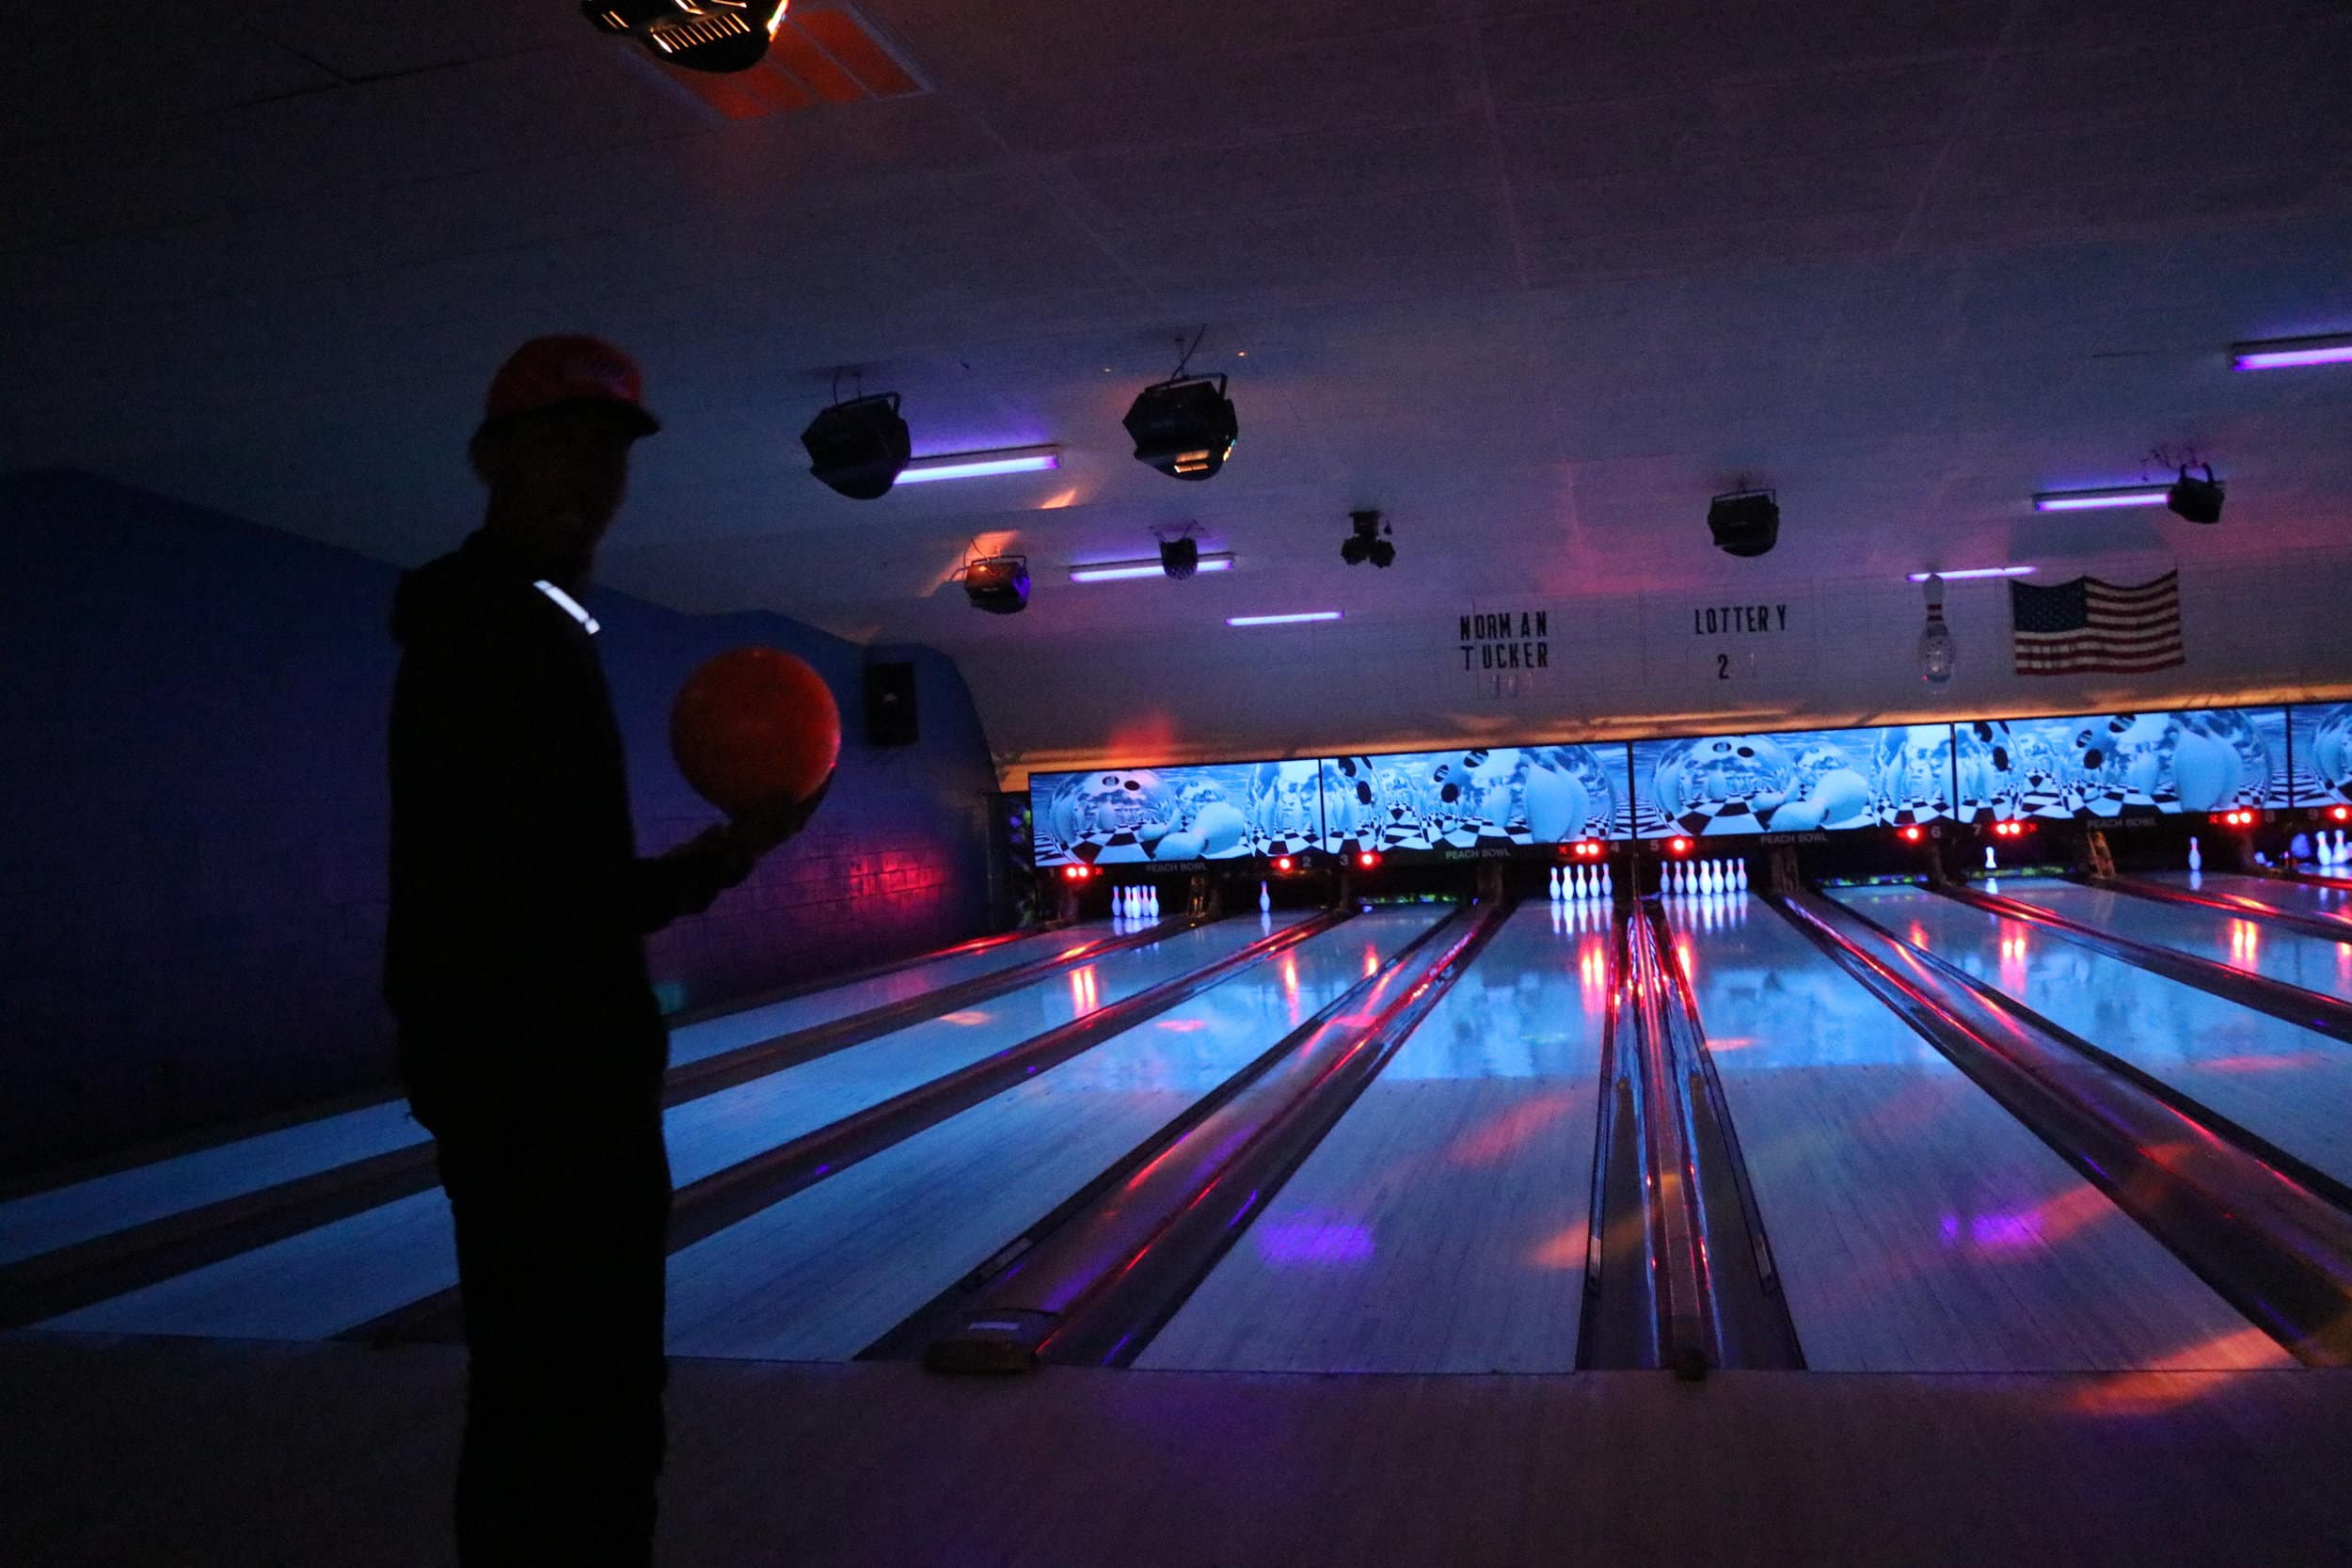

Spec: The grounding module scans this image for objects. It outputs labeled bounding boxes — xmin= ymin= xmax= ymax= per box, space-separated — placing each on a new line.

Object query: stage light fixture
xmin=2166 ymin=465 xmax=2225 ymax=525
xmin=1340 ymin=510 xmax=1394 ymax=568
xmin=802 ymin=393 xmax=910 ymax=499
xmin=583 ymin=0 xmax=790 ymax=73
xmin=1122 ymin=375 xmax=1238 ymax=481
xmin=1160 ymin=535 xmax=1200 ymax=579
xmin=961 ymin=554 xmax=1031 ymax=615
xmin=1707 ymin=488 xmax=1779 ymax=558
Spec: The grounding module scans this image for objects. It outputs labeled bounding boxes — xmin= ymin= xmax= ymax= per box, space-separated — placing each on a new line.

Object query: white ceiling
xmin=8 ymin=1 xmax=2352 ymax=676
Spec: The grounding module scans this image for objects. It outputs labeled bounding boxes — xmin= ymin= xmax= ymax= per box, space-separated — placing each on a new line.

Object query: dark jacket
xmin=384 ymin=530 xmax=732 ymax=1123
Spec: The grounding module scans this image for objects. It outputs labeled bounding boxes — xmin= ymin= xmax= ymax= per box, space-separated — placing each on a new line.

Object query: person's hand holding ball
xmin=670 ymin=648 xmax=841 ymax=877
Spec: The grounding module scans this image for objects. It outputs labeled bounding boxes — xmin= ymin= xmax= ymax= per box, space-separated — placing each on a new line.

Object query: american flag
xmin=2010 ymin=571 xmax=2183 ymax=674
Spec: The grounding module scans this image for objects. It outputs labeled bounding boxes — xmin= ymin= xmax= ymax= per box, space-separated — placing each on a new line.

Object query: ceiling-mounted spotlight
xmin=582 ymin=1 xmax=791 ymax=73
xmin=1123 ymin=375 xmax=1238 ymax=481
xmin=1340 ymin=509 xmax=1394 ymax=568
xmin=802 ymin=392 xmax=910 ymax=500
xmin=2166 ymin=464 xmax=2225 ymax=525
xmin=1708 ymin=487 xmax=1779 ymax=558
xmin=1160 ymin=535 xmax=1200 ymax=579
xmin=962 ymin=554 xmax=1031 ymax=615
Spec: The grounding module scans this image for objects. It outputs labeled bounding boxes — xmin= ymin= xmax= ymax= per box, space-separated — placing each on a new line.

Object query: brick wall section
xmin=0 ymin=469 xmax=996 ymax=1179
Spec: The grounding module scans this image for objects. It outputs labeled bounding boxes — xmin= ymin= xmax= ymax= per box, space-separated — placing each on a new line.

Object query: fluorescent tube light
xmin=2032 ymin=484 xmax=2169 ymax=513
xmin=1906 ymin=566 xmax=2035 ymax=581
xmin=2232 ymin=333 xmax=2352 ymax=371
xmin=1069 ymin=553 xmax=1234 ymax=583
xmin=895 ymin=445 xmax=1061 ymax=483
xmin=1226 ymin=610 xmax=1341 ymax=626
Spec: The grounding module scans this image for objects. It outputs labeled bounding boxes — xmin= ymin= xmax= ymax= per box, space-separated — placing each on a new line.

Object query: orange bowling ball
xmin=669 ymin=647 xmax=841 ymax=815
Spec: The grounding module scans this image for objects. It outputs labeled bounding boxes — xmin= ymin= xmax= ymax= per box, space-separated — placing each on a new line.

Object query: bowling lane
xmin=1136 ymin=901 xmax=1612 ymax=1373
xmin=1837 ymin=886 xmax=2352 ymax=1191
xmin=1996 ymin=880 xmax=2351 ymax=997
xmin=665 ymin=920 xmax=1112 ymax=1068
xmin=663 ymin=909 xmax=1450 ymax=1362
xmin=0 ymin=921 xmax=1106 ymax=1268
xmin=41 ymin=916 xmax=1290 ymax=1339
xmin=1663 ymin=895 xmax=2284 ymax=1370
xmin=2148 ymin=871 xmax=2352 ymax=932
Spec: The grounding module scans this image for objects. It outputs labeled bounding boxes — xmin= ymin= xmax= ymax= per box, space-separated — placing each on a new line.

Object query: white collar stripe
xmin=532 ymin=579 xmax=599 ymax=636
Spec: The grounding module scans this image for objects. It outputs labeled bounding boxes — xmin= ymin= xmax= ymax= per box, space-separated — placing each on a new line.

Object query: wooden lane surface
xmin=1998 ymin=879 xmax=2351 ymax=998
xmin=1136 ymin=901 xmax=1613 ymax=1373
xmin=1846 ymin=886 xmax=2352 ymax=1193
xmin=662 ymin=911 xmax=1448 ymax=1362
xmin=1680 ymin=895 xmax=2287 ymax=1372
xmin=0 ymin=922 xmax=1104 ymax=1268
xmin=35 ymin=919 xmax=1288 ymax=1340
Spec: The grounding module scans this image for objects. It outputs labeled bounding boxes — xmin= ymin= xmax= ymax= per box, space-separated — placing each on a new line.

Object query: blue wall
xmin=0 ymin=469 xmax=997 ymax=1179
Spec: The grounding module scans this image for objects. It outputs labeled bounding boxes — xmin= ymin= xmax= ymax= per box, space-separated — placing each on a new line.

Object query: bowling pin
xmin=1984 ymin=847 xmax=1997 ymax=873
xmin=1259 ymin=880 xmax=1272 ymax=914
xmin=1735 ymin=859 xmax=1748 ymax=892
xmin=1706 ymin=860 xmax=1722 ymax=895
xmin=1147 ymin=886 xmax=1159 ymax=918
xmin=2188 ymin=836 xmax=2203 ymax=872
xmin=2337 ymin=830 xmax=2348 ymax=864
xmin=1549 ymin=866 xmax=1563 ymax=902
xmin=1600 ymin=864 xmax=1613 ymax=898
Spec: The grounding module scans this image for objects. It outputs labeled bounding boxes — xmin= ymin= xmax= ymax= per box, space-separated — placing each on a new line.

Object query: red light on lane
xmin=1358 ymin=851 xmax=1382 ymax=870
xmin=1668 ymin=837 xmax=1692 ymax=856
xmin=1901 ymin=826 xmax=1923 ymax=842
xmin=2331 ymin=805 xmax=2352 ymax=823
xmin=1275 ymin=855 xmax=1294 ymax=871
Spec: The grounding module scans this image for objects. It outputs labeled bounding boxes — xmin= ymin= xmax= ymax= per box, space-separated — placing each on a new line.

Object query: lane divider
xmin=923 ymin=900 xmax=1508 ymax=1372
xmin=1782 ymin=890 xmax=2352 ymax=1367
xmin=2091 ymin=873 xmax=2352 ymax=946
xmin=347 ymin=909 xmax=1353 ymax=1346
xmin=0 ymin=916 xmax=1200 ymax=1329
xmin=1942 ymin=883 xmax=2352 ymax=1044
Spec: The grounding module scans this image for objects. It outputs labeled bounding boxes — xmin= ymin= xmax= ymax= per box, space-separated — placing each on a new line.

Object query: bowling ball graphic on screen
xmin=1248 ymin=760 xmax=1322 ymax=843
xmin=2310 ymin=705 xmax=2352 ymax=803
xmin=1873 ymin=726 xmax=1954 ymax=817
xmin=1045 ymin=769 xmax=1180 ymax=864
xmin=1520 ymin=744 xmax=1617 ymax=841
xmin=2169 ymin=708 xmax=2276 ymax=809
xmin=1655 ymin=735 xmax=1796 ymax=828
xmin=1956 ymin=720 xmax=2020 ymax=815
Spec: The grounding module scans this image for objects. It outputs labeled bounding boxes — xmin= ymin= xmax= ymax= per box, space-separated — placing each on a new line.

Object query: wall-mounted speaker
xmin=864 ymin=661 xmax=919 ymax=746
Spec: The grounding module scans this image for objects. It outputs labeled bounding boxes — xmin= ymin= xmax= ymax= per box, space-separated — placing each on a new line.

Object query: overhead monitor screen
xmin=1953 ymin=706 xmax=2290 ymax=820
xmin=2286 ymin=703 xmax=2352 ymax=805
xmin=1631 ymin=723 xmax=1957 ymax=837
xmin=1321 ymin=744 xmax=1629 ymax=854
xmin=1030 ymin=759 xmax=1323 ymax=867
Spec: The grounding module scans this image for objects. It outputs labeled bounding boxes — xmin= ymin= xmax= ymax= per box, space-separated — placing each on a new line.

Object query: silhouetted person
xmin=385 ymin=337 xmax=823 ymax=1566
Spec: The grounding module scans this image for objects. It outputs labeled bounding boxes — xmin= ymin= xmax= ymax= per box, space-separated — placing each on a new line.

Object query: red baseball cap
xmin=481 ymin=334 xmax=660 ymax=436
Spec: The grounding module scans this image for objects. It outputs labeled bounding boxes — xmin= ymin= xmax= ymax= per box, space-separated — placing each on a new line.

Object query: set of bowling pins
xmin=1661 ymin=858 xmax=1745 ymax=897
xmin=2314 ymin=831 xmax=2351 ymax=867
xmin=1549 ymin=864 xmax=1612 ymax=902
xmin=1115 ymin=885 xmax=1161 ymax=921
